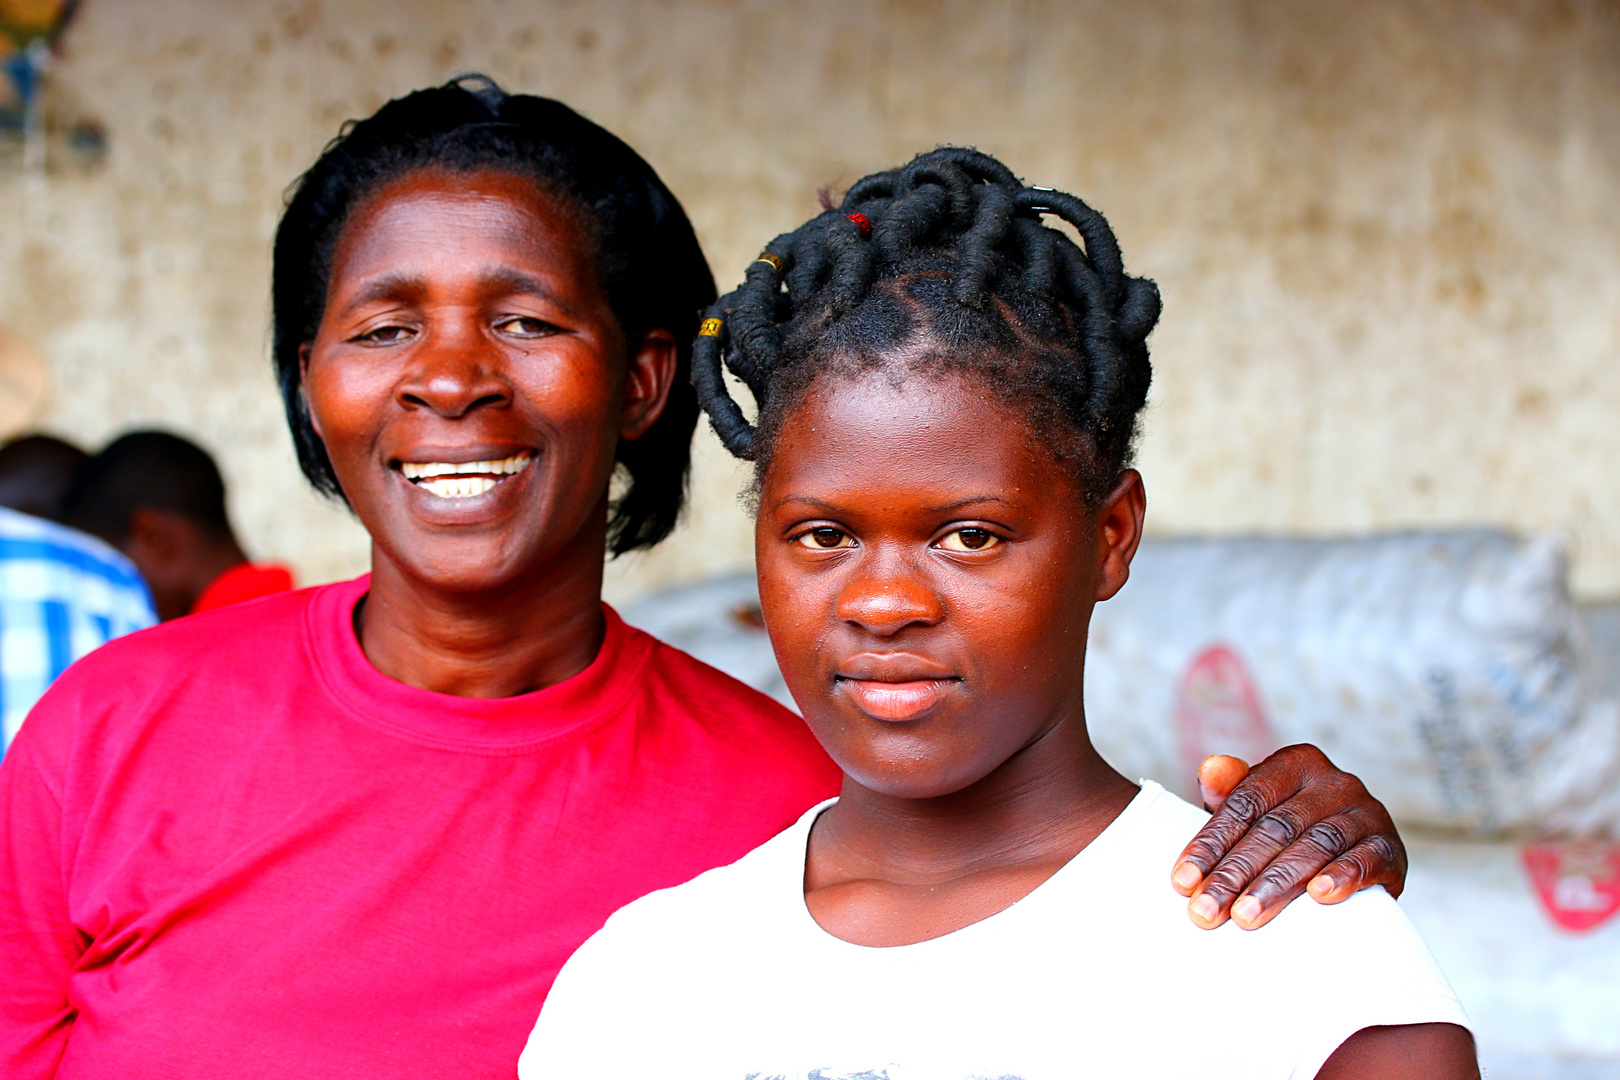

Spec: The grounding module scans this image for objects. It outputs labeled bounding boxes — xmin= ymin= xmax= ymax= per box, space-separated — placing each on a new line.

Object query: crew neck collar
xmin=786 ymin=782 xmax=1162 ymax=952
xmin=304 ymin=575 xmax=652 ymax=755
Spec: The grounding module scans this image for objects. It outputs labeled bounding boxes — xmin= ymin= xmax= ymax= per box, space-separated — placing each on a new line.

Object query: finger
xmin=1197 ymin=754 xmax=1250 ymax=813
xmin=1225 ymin=812 xmax=1369 ymax=929
xmin=1171 ymin=771 xmax=1303 ymax=898
xmin=1306 ymin=834 xmax=1408 ymax=903
xmin=1184 ymin=798 xmax=1320 ymax=928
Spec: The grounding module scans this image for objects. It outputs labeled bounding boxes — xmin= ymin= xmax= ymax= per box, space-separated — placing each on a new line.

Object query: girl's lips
xmin=837 ymin=678 xmax=958 ymax=722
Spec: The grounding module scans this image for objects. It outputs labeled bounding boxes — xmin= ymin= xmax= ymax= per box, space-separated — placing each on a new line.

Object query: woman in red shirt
xmin=0 ymin=78 xmax=1407 ymax=1079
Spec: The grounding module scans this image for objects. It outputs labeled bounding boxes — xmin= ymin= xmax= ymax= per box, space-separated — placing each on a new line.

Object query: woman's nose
xmin=395 ymin=326 xmax=513 ymax=418
xmin=834 ymin=555 xmax=944 ymax=637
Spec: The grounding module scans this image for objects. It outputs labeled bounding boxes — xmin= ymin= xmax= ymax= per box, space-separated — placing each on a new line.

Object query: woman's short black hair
xmin=692 ymin=147 xmax=1160 ymax=503
xmin=272 ymin=75 xmax=716 ymax=554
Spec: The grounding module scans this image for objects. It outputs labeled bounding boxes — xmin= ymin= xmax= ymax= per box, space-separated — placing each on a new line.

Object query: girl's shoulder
xmin=558 ymin=798 xmax=830 ymax=982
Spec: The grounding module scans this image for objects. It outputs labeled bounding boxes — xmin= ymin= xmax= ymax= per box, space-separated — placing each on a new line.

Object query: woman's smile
xmin=390 ymin=448 xmax=539 ymax=523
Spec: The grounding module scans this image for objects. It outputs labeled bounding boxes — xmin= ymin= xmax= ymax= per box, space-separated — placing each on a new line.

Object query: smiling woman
xmin=296 ymin=166 xmax=673 ymax=695
xmin=0 ymin=79 xmax=1426 ymax=1080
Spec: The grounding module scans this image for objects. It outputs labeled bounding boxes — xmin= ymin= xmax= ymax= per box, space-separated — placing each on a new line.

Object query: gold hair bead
xmin=753 ymin=252 xmax=784 ymax=273
xmin=698 ymin=317 xmax=724 ymax=338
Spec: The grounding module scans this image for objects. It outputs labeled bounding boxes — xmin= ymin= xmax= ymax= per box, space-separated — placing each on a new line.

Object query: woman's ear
xmin=1094 ymin=469 xmax=1146 ymax=602
xmin=620 ymin=328 xmax=678 ymax=442
xmin=298 ymin=343 xmax=324 ymax=442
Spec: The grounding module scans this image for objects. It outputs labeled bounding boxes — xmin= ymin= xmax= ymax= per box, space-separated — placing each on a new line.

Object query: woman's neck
xmin=804 ymin=714 xmax=1137 ymax=946
xmin=356 ymin=531 xmax=608 ymax=700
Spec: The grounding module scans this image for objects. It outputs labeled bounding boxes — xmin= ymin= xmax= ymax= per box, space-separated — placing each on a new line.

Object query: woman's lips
xmin=837 ymin=677 xmax=958 ymax=721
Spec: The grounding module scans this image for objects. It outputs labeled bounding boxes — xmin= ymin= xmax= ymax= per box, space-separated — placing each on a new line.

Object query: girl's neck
xmin=357 ymin=532 xmax=607 ymax=700
xmin=804 ymin=715 xmax=1137 ymax=946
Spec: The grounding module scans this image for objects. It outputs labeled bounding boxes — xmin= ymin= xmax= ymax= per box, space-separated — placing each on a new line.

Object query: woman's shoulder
xmin=618 ymin=615 xmax=837 ymax=775
xmin=61 ymin=579 xmax=333 ymax=677
xmin=15 ymin=581 xmax=345 ymax=771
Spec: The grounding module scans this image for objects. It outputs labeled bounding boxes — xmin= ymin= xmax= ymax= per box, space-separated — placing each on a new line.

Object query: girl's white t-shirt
xmin=521 ymin=782 xmax=1469 ymax=1080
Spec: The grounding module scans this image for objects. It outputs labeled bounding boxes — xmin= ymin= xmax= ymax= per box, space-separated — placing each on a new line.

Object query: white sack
xmin=1084 ymin=531 xmax=1619 ymax=833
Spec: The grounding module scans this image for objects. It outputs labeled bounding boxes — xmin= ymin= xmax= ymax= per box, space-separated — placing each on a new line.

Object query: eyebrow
xmin=774 ymin=494 xmax=1023 ymax=514
xmin=339 ymin=268 xmax=581 ymax=319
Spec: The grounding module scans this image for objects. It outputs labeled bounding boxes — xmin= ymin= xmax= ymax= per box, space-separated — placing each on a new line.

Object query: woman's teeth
xmin=400 ymin=453 xmax=533 ymax=499
xmin=421 ymin=476 xmax=496 ymax=498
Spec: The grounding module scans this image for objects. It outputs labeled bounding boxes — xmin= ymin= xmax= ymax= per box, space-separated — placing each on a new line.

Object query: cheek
xmin=756 ymin=551 xmax=833 ymax=675
xmin=302 ymin=355 xmax=391 ymax=461
xmin=956 ymin=567 xmax=1089 ymax=696
xmin=522 ymin=348 xmax=627 ymax=450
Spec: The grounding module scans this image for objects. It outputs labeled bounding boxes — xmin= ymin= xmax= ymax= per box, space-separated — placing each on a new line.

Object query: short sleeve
xmin=1286 ymin=888 xmax=1472 ymax=1079
xmin=517 ymin=914 xmax=647 ymax=1079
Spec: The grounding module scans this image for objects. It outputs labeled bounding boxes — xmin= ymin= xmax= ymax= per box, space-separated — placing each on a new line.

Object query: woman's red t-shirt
xmin=0 ymin=576 xmax=841 ymax=1079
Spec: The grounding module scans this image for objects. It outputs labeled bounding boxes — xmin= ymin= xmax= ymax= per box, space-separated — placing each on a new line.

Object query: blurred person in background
xmin=0 ymin=434 xmax=89 ymax=521
xmin=61 ymin=430 xmax=294 ymax=621
xmin=0 ymin=502 xmax=155 ymax=757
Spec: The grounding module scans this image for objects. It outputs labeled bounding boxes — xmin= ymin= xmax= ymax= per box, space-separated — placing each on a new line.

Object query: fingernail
xmin=1309 ymin=873 xmax=1336 ymax=897
xmin=1190 ymin=894 xmax=1219 ymax=924
xmin=1232 ymin=895 xmax=1262 ymax=926
xmin=1172 ymin=862 xmax=1202 ymax=891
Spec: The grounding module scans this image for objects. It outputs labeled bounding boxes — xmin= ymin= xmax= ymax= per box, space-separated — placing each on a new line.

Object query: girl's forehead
xmin=785 ymin=364 xmax=1026 ymax=441
xmin=768 ymin=372 xmax=1058 ymax=486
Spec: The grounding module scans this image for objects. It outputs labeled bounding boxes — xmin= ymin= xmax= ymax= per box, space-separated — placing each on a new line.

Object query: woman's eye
xmin=358 ymin=325 xmax=414 ymax=345
xmin=937 ymin=528 xmax=1001 ymax=552
xmin=496 ymin=316 xmax=557 ymax=338
xmin=795 ymin=527 xmax=855 ymax=550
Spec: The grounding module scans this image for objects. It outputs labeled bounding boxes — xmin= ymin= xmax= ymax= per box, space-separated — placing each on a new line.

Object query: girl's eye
xmin=795 ymin=527 xmax=855 ymax=550
xmin=358 ymin=325 xmax=415 ymax=345
xmin=496 ymin=316 xmax=558 ymax=338
xmin=937 ymin=528 xmax=1001 ymax=552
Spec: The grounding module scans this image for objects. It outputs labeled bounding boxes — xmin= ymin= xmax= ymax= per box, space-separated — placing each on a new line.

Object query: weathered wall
xmin=1 ymin=0 xmax=1616 ymax=601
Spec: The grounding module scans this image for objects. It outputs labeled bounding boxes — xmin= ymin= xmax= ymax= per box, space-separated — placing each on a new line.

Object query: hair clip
xmin=698 ymin=317 xmax=724 ymax=338
xmin=847 ymin=212 xmax=873 ymax=240
xmin=753 ymin=252 xmax=785 ymax=273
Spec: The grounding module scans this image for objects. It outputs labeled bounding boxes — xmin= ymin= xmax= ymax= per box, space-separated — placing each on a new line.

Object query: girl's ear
xmin=620 ymin=328 xmax=678 ymax=442
xmin=1094 ymin=469 xmax=1146 ymax=602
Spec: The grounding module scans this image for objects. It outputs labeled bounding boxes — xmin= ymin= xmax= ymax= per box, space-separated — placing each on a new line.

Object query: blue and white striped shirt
xmin=0 ymin=505 xmax=156 ymax=756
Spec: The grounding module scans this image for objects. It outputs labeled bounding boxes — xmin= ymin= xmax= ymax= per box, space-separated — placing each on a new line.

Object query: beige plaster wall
xmin=1 ymin=0 xmax=1616 ymax=602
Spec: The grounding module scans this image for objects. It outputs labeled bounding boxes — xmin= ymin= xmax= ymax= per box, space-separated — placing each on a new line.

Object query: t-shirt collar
xmin=305 ymin=575 xmax=653 ymax=754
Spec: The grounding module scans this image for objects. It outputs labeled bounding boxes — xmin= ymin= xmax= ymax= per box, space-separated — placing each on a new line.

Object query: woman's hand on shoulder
xmin=1169 ymin=744 xmax=1407 ymax=930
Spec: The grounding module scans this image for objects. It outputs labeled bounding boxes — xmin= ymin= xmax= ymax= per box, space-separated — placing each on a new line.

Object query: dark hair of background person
xmin=0 ymin=434 xmax=89 ymax=522
xmin=272 ymin=74 xmax=718 ymax=555
xmin=61 ymin=430 xmax=232 ymax=543
xmin=691 ymin=147 xmax=1161 ymax=504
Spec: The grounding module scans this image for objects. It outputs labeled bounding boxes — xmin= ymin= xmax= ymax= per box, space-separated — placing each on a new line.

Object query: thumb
xmin=1197 ymin=754 xmax=1251 ymax=812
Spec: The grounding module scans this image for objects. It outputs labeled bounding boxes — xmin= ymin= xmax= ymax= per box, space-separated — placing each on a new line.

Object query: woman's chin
xmin=372 ymin=533 xmax=550 ymax=595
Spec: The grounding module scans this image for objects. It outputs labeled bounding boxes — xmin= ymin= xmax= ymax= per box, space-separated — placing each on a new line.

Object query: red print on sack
xmin=1521 ymin=842 xmax=1620 ymax=933
xmin=1175 ymin=644 xmax=1281 ymax=783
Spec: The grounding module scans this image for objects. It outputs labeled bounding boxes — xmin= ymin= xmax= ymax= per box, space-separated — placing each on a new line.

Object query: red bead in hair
xmin=846 ymin=212 xmax=873 ymax=240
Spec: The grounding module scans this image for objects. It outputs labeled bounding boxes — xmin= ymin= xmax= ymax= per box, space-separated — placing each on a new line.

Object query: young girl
xmin=521 ymin=149 xmax=1475 ymax=1079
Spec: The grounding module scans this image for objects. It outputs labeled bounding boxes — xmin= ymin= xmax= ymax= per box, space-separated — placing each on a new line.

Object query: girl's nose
xmin=395 ymin=329 xmax=513 ymax=418
xmin=835 ymin=558 xmax=944 ymax=637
